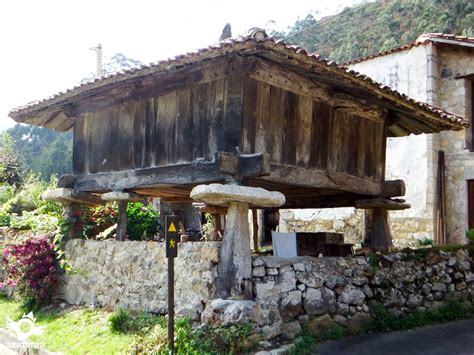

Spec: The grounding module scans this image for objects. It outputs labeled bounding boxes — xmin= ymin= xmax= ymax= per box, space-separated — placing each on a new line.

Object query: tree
xmin=0 ymin=132 xmax=24 ymax=187
xmin=7 ymin=124 xmax=72 ymax=180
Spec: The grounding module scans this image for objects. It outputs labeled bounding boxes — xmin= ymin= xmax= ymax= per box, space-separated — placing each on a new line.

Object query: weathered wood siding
xmin=73 ymin=75 xmax=384 ymax=182
xmin=73 ymin=75 xmax=244 ymax=175
xmin=241 ymin=78 xmax=385 ymax=181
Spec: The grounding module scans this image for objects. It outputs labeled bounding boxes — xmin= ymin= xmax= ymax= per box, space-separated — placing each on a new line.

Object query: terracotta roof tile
xmin=343 ymin=33 xmax=474 ymax=65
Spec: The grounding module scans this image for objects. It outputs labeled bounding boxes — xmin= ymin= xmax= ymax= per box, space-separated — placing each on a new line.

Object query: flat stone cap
xmin=101 ymin=191 xmax=143 ymax=202
xmin=42 ymin=188 xmax=103 ymax=207
xmin=190 ymin=183 xmax=285 ymax=208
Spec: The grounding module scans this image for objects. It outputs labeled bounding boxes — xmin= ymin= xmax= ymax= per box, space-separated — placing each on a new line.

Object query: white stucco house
xmin=280 ymin=33 xmax=474 ymax=247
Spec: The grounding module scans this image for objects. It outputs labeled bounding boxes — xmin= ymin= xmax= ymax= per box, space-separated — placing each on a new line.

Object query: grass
xmin=0 ymin=295 xmax=134 ymax=354
xmin=0 ymin=297 xmax=255 ymax=354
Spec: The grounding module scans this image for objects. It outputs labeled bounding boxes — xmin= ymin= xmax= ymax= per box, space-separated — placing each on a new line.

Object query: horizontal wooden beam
xmin=355 ymin=198 xmax=410 ymax=210
xmin=74 ymin=152 xmax=268 ymax=193
xmin=265 ymin=164 xmax=381 ymax=196
xmin=381 ymin=179 xmax=405 ymax=197
xmin=265 ymin=164 xmax=404 ymax=198
xmin=283 ymin=192 xmax=368 ymax=209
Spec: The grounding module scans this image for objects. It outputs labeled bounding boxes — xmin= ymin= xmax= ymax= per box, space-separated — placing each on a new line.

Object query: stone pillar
xmin=363 ymin=208 xmax=393 ymax=252
xmin=63 ymin=202 xmax=83 ymax=241
xmin=358 ymin=198 xmax=410 ymax=252
xmin=116 ymin=201 xmax=128 ymax=241
xmin=218 ymin=202 xmax=252 ymax=298
xmin=190 ymin=183 xmax=285 ymax=300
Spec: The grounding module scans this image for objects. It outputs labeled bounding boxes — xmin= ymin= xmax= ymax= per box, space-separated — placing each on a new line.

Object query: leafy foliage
xmin=0 ymin=132 xmax=24 ymax=188
xmin=363 ymin=301 xmax=474 ymax=334
xmin=109 ymin=308 xmax=165 ymax=334
xmin=1 ymin=235 xmax=59 ymax=310
xmin=201 ymin=213 xmax=213 ymax=241
xmin=7 ymin=124 xmax=72 ymax=180
xmin=417 ymin=237 xmax=434 ymax=247
xmin=290 ymin=323 xmax=345 ymax=355
xmin=0 ymin=175 xmax=61 ymax=228
xmin=466 ymin=229 xmax=474 ymax=244
xmin=272 ymin=0 xmax=474 ymax=63
xmin=126 ymin=202 xmax=160 ymax=241
xmin=108 ymin=308 xmax=254 ymax=354
xmin=82 ymin=205 xmax=118 ymax=239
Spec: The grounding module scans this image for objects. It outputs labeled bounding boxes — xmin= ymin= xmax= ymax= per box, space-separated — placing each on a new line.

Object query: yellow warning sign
xmin=168 ymin=222 xmax=177 ymax=232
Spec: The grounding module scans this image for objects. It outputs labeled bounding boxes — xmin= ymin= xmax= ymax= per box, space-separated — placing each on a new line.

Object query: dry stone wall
xmin=62 ymin=239 xmax=221 ymax=320
xmin=203 ymin=249 xmax=473 ymax=341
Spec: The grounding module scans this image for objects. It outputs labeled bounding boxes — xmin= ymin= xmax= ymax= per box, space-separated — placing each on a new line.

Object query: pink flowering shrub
xmin=1 ymin=235 xmax=58 ymax=307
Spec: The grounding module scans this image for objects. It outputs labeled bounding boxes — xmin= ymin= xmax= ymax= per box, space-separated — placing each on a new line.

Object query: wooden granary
xmin=10 ymin=29 xmax=467 ymax=253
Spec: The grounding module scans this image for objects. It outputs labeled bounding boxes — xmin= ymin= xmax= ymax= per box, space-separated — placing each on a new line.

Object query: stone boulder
xmin=339 ymin=284 xmax=366 ymax=305
xmin=279 ymin=290 xmax=302 ymax=320
xmin=304 ymin=287 xmax=336 ymax=315
xmin=307 ymin=314 xmax=335 ymax=334
xmin=201 ymin=299 xmax=257 ymax=326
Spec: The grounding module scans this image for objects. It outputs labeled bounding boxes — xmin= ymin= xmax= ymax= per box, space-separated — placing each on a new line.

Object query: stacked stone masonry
xmin=202 ymin=250 xmax=473 ymax=341
xmin=62 ymin=239 xmax=221 ymax=320
xmin=243 ymin=250 xmax=473 ymax=340
xmin=61 ymin=240 xmax=473 ymax=341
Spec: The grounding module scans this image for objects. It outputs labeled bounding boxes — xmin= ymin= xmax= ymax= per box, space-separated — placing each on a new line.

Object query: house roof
xmin=9 ymin=29 xmax=468 ymax=136
xmin=343 ymin=33 xmax=474 ymax=66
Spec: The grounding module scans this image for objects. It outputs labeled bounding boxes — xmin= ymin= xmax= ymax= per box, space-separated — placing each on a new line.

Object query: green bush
xmin=417 ymin=237 xmax=434 ymax=247
xmin=466 ymin=229 xmax=474 ymax=245
xmin=9 ymin=211 xmax=59 ymax=235
xmin=109 ymin=308 xmax=165 ymax=334
xmin=290 ymin=323 xmax=345 ymax=355
xmin=364 ymin=301 xmax=474 ymax=334
xmin=0 ymin=175 xmax=62 ymax=227
xmin=109 ymin=308 xmax=254 ymax=354
xmin=0 ymin=184 xmax=14 ymax=204
xmin=83 ymin=205 xmax=117 ymax=239
xmin=126 ymin=203 xmax=160 ymax=241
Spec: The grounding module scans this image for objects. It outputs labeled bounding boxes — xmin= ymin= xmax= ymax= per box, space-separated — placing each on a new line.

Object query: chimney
xmin=220 ymin=23 xmax=232 ymax=41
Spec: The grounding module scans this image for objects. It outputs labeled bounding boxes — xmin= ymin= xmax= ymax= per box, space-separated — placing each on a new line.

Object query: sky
xmin=0 ymin=0 xmax=363 ymax=132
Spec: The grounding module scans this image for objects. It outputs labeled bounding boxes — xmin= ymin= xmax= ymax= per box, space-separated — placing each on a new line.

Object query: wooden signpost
xmin=165 ymin=215 xmax=179 ymax=354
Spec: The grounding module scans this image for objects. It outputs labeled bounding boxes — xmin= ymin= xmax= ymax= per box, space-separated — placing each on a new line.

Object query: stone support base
xmin=216 ymin=202 xmax=253 ymax=299
xmin=190 ymin=183 xmax=285 ymax=300
xmin=364 ymin=208 xmax=393 ymax=251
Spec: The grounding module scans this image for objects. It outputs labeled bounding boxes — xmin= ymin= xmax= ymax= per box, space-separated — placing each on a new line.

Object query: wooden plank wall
xmin=73 ymin=75 xmax=384 ymax=182
xmin=73 ymin=75 xmax=243 ymax=175
xmin=241 ymin=78 xmax=385 ymax=182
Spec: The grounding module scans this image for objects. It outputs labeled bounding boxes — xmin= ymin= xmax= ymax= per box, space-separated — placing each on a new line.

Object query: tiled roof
xmin=9 ymin=29 xmax=468 ymax=133
xmin=343 ymin=33 xmax=474 ymax=65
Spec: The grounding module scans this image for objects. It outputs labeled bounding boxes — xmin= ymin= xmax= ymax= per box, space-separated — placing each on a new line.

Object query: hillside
xmin=272 ymin=0 xmax=474 ymax=63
